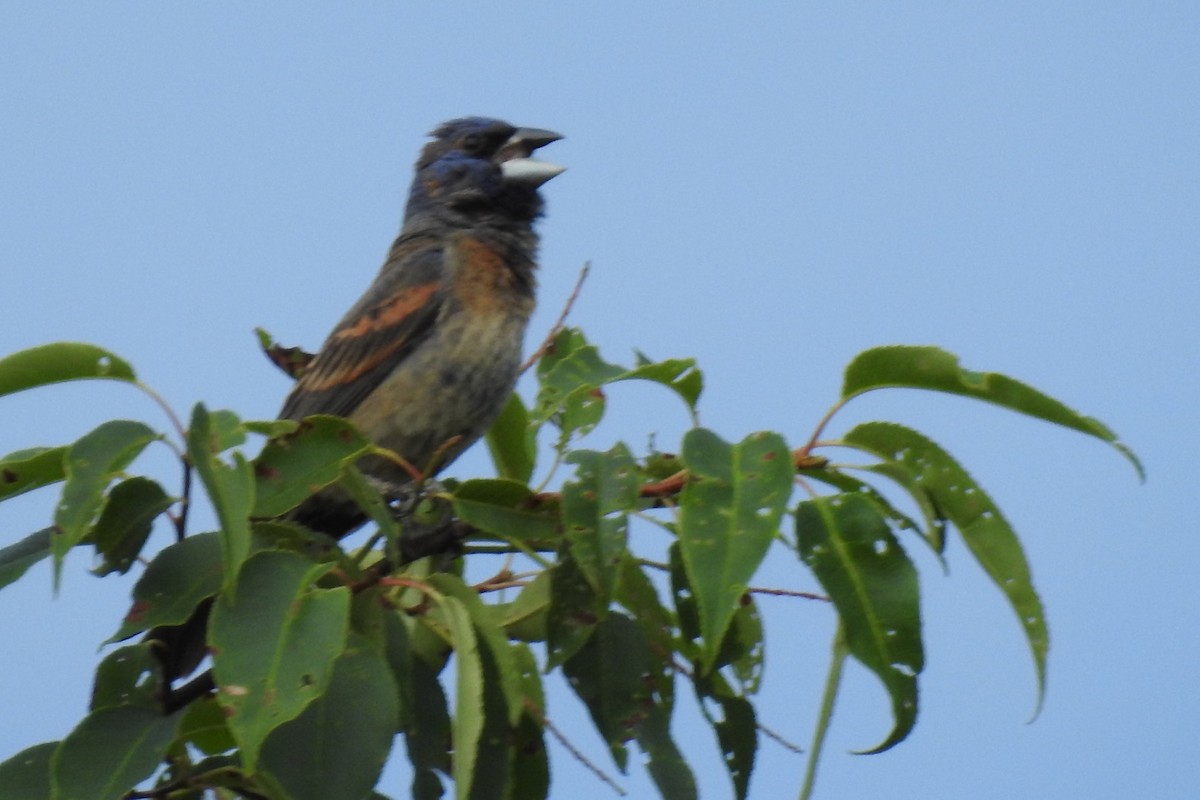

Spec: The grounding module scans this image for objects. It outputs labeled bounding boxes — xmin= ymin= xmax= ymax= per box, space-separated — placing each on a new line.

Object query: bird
xmin=281 ymin=117 xmax=563 ymax=541
xmin=151 ymin=119 xmax=562 ymax=694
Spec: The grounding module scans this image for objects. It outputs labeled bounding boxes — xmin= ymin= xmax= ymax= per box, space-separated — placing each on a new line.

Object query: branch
xmin=520 ymin=261 xmax=591 ymax=374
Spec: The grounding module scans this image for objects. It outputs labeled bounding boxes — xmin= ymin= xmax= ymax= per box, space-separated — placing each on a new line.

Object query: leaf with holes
xmin=210 ymin=549 xmax=350 ymax=773
xmin=0 ymin=342 xmax=136 ymax=398
xmin=796 ymin=494 xmax=922 ymax=753
xmin=53 ymin=420 xmax=160 ymax=585
xmin=0 ymin=446 xmax=67 ymax=503
xmin=678 ymin=428 xmax=792 ymax=672
xmin=562 ymin=445 xmax=641 ymax=604
xmin=844 ymin=421 xmax=1049 ymax=714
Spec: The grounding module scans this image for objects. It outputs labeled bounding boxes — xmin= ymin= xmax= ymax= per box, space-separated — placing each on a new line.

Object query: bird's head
xmin=405 ymin=117 xmax=564 ymax=227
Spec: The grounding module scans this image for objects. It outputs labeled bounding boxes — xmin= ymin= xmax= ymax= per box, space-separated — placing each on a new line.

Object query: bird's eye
xmin=462 ymin=133 xmax=485 ymax=154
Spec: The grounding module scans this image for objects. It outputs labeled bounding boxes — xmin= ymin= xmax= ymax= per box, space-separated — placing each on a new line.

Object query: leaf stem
xmin=800 ymin=621 xmax=847 ymax=800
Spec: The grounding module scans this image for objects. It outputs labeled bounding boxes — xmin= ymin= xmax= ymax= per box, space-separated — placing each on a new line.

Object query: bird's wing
xmin=280 ymin=238 xmax=447 ymax=421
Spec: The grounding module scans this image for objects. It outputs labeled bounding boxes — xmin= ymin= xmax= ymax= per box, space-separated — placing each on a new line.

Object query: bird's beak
xmin=498 ymin=127 xmax=565 ymax=187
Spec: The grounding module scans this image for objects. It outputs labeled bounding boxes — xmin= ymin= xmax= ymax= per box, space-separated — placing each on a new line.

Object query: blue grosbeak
xmin=153 ymin=119 xmax=562 ymax=692
xmin=283 ymin=117 xmax=563 ymax=539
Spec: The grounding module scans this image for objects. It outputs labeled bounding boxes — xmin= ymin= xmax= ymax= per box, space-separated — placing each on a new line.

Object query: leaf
xmin=90 ymin=643 xmax=159 ymax=711
xmin=427 ymin=574 xmax=524 ymax=728
xmin=564 ymin=613 xmax=695 ymax=797
xmin=485 ymin=393 xmax=537 ymax=483
xmin=509 ymin=644 xmax=549 ymax=800
xmin=107 ymin=532 xmax=223 ymax=642
xmin=498 ymin=571 xmax=551 ymax=642
xmin=533 ymin=328 xmax=702 ymax=441
xmin=90 ymin=477 xmax=173 ymax=576
xmin=841 ymin=345 xmax=1143 ymax=479
xmin=51 ymin=706 xmax=181 ymax=800
xmin=451 ymin=478 xmax=557 ymax=544
xmin=251 ymin=415 xmax=371 ymax=518
xmin=678 ymin=429 xmax=792 ymax=671
xmin=562 ymin=445 xmax=641 ymax=603
xmin=562 ymin=612 xmax=650 ymax=770
xmin=177 ymin=697 xmax=236 ymax=756
xmin=796 ymin=494 xmax=922 ymax=753
xmin=691 ymin=670 xmax=756 ymax=800
xmin=0 ymin=741 xmax=56 ymax=800
xmin=546 ymin=549 xmax=601 ymax=669
xmin=187 ymin=404 xmax=254 ymax=590
xmin=385 ymin=614 xmax=450 ymax=800
xmin=438 ymin=593 xmax=483 ymax=800
xmin=803 ymin=466 xmax=945 ymax=557
xmin=256 ymin=327 xmax=316 ymax=380
xmin=0 ymin=342 xmax=136 ymax=398
xmin=0 ymin=527 xmax=53 ymax=592
xmin=628 ymin=352 xmax=704 ymax=412
xmin=0 ymin=446 xmax=67 ymax=502
xmin=257 ymin=640 xmax=399 ymax=800
xmin=53 ymin=420 xmax=160 ymax=586
xmin=843 ymin=421 xmax=1050 ymax=714
xmin=210 ymin=549 xmax=351 ymax=773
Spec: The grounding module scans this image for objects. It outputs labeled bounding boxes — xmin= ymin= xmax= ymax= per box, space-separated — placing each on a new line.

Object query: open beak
xmin=497 ymin=127 xmax=565 ymax=187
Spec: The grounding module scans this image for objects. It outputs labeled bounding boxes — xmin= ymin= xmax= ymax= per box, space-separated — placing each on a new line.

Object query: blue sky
xmin=1 ymin=4 xmax=1196 ymax=798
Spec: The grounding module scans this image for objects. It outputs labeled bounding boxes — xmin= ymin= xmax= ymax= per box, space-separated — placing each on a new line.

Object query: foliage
xmin=0 ymin=332 xmax=1139 ymax=799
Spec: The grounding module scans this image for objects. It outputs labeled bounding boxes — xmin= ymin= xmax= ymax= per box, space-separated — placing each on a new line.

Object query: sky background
xmin=1 ymin=3 xmax=1196 ymax=798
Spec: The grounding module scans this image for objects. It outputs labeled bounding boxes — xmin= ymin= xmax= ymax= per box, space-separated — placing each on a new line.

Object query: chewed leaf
xmin=841 ymin=345 xmax=1143 ymax=479
xmin=679 ymin=429 xmax=792 ymax=672
xmin=843 ymin=421 xmax=1049 ymax=716
xmin=796 ymin=494 xmax=922 ymax=753
xmin=533 ymin=328 xmax=702 ymax=442
xmin=0 ymin=342 xmax=136 ymax=398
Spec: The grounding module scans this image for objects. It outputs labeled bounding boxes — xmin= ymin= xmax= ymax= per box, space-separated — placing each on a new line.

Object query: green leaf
xmin=188 ymin=404 xmax=254 ymax=590
xmin=427 ymin=574 xmax=524 ymax=728
xmin=564 ymin=613 xmax=694 ymax=797
xmin=546 ymin=549 xmax=601 ymax=669
xmin=0 ymin=446 xmax=68 ymax=502
xmin=438 ymin=593 xmax=483 ymax=800
xmin=210 ymin=549 xmax=351 ymax=773
xmin=841 ymin=345 xmax=1143 ymax=479
xmin=451 ymin=479 xmax=557 ymax=544
xmin=337 ymin=465 xmax=401 ymax=545
xmin=0 ymin=741 xmax=56 ymax=800
xmin=678 ymin=429 xmax=792 ymax=671
xmin=0 ymin=527 xmax=53 ymax=591
xmin=107 ymin=532 xmax=223 ymax=642
xmin=843 ymin=421 xmax=1049 ymax=714
xmin=562 ymin=445 xmax=641 ymax=603
xmin=51 ymin=706 xmax=181 ymax=800
xmin=804 ymin=466 xmax=945 ymax=557
xmin=533 ymin=328 xmax=702 ymax=441
xmin=498 ymin=570 xmax=551 ymax=642
xmin=485 ymin=393 xmax=536 ymax=483
xmin=796 ymin=494 xmax=922 ymax=753
xmin=258 ymin=641 xmax=399 ymax=800
xmin=90 ymin=643 xmax=159 ymax=711
xmin=0 ymin=342 xmax=136 ymax=398
xmin=691 ymin=670 xmax=756 ymax=800
xmin=53 ymin=420 xmax=160 ymax=586
xmin=251 ymin=415 xmax=371 ymax=518
xmin=509 ymin=644 xmax=549 ymax=800
xmin=177 ymin=697 xmax=236 ymax=756
xmin=90 ymin=477 xmax=173 ymax=576
xmin=628 ymin=352 xmax=704 ymax=413
xmin=386 ymin=615 xmax=450 ymax=800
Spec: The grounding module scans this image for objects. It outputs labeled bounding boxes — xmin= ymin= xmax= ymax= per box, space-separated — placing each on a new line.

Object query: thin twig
xmin=528 ymin=697 xmax=626 ymax=796
xmin=520 ymin=261 xmax=591 ymax=374
xmin=749 ymin=587 xmax=830 ymax=603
